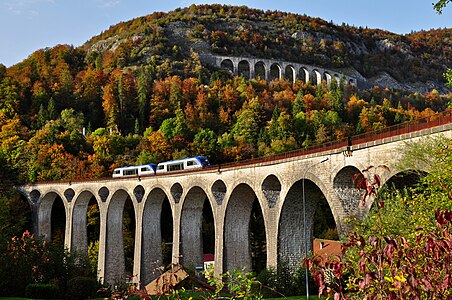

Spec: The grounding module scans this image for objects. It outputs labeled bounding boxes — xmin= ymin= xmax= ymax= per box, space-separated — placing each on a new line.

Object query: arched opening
xmin=384 ymin=170 xmax=425 ymax=191
xmin=270 ymin=64 xmax=281 ymax=81
xmin=181 ymin=187 xmax=212 ymax=269
xmin=278 ymin=179 xmax=334 ymax=272
xmin=123 ymin=197 xmax=136 ymax=276
xmin=238 ymin=60 xmax=250 ymax=79
xmin=171 ymin=183 xmax=183 ymax=204
xmin=51 ymin=196 xmax=66 ymax=247
xmin=180 ymin=187 xmax=215 ymax=270
xmin=262 ymin=175 xmax=281 ymax=208
xmin=104 ymin=190 xmax=136 ymax=285
xmin=87 ymin=196 xmax=100 ymax=274
xmin=311 ymin=70 xmax=321 ymax=86
xmin=299 ymin=67 xmax=309 ymax=83
xmin=255 ymin=61 xmax=266 ymax=80
xmin=224 ymin=183 xmax=266 ymax=273
xmin=141 ymin=188 xmax=171 ymax=285
xmin=71 ymin=191 xmax=100 ymax=274
xmin=313 ymin=197 xmax=338 ymax=240
xmin=212 ymin=179 xmax=227 ymax=205
xmin=38 ymin=192 xmax=66 ymax=247
xmin=333 ymin=166 xmax=364 ymax=217
xmin=220 ymin=59 xmax=234 ymax=74
xmin=161 ymin=197 xmax=173 ymax=267
xmin=285 ymin=65 xmax=296 ymax=84
xmin=250 ymin=199 xmax=266 ymax=273
xmin=202 ymin=198 xmax=215 ymax=263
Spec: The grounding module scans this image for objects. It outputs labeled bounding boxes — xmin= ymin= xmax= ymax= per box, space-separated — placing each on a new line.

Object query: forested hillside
xmin=0 ymin=4 xmax=451 ymax=184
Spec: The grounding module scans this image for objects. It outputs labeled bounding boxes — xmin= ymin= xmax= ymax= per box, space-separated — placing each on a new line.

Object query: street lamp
xmin=302 ymin=157 xmax=329 ymax=299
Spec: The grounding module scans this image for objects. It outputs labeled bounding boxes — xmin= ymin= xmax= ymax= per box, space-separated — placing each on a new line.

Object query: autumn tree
xmin=136 ymin=66 xmax=154 ymax=133
xmin=74 ymin=66 xmax=107 ymax=130
xmin=102 ymin=80 xmax=119 ymax=131
xmin=117 ymin=71 xmax=138 ymax=134
xmin=231 ymin=97 xmax=262 ymax=146
xmin=137 ymin=129 xmax=172 ymax=163
xmin=0 ymin=116 xmax=28 ymax=183
xmin=191 ymin=128 xmax=219 ymax=162
xmin=25 ymin=109 xmax=86 ymax=181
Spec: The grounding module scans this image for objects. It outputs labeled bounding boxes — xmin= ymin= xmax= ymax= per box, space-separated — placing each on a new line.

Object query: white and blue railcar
xmin=156 ymin=156 xmax=210 ymax=174
xmin=112 ymin=164 xmax=157 ymax=178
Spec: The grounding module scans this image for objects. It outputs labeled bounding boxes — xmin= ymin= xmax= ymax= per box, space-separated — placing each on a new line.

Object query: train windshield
xmin=199 ymin=156 xmax=210 ymax=166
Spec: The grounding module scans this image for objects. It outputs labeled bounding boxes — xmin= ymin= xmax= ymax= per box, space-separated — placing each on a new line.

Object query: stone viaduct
xmin=17 ymin=114 xmax=452 ymax=287
xmin=200 ymin=54 xmax=359 ymax=86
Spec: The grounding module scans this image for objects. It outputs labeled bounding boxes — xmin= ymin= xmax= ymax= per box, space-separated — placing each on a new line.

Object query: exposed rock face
xmin=88 ymin=35 xmax=121 ymax=53
xmin=370 ymin=72 xmax=451 ymax=94
xmin=82 ymin=6 xmax=451 ymax=94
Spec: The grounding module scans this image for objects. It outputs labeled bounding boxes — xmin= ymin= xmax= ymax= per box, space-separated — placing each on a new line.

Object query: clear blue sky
xmin=0 ymin=0 xmax=450 ymax=67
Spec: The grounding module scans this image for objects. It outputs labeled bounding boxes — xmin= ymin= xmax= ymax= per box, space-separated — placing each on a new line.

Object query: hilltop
xmin=82 ymin=4 xmax=451 ymax=93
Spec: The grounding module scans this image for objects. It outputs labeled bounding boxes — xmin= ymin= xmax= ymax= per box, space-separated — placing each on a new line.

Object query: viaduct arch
xmin=17 ymin=118 xmax=452 ymax=287
xmin=201 ymin=54 xmax=358 ymax=86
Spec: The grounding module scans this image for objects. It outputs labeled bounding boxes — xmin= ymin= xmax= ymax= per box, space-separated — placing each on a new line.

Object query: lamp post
xmin=303 ymin=157 xmax=329 ymax=299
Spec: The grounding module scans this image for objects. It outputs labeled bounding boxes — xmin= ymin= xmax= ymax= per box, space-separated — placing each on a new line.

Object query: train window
xmin=168 ymin=163 xmax=183 ymax=171
xmin=141 ymin=167 xmax=148 ymax=172
xmin=187 ymin=161 xmax=194 ymax=166
xmin=114 ymin=170 xmax=120 ymax=174
xmin=124 ymin=169 xmax=138 ymax=176
xmin=157 ymin=165 xmax=164 ymax=170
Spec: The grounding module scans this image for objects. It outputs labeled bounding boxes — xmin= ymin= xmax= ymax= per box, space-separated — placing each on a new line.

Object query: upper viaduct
xmin=17 ymin=113 xmax=452 ymax=287
xmin=200 ymin=54 xmax=360 ymax=87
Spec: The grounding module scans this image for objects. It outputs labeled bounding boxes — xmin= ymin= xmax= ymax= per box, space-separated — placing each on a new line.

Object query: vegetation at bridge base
xmin=304 ymin=136 xmax=452 ymax=299
xmin=256 ymin=263 xmax=311 ymax=297
xmin=25 ymin=283 xmax=59 ymax=299
xmin=0 ymin=230 xmax=99 ymax=298
xmin=65 ymin=277 xmax=100 ymax=300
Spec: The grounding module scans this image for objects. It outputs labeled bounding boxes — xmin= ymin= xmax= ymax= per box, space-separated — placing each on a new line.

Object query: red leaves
xmin=306 ymin=208 xmax=452 ymax=299
xmin=353 ymin=168 xmax=382 ymax=206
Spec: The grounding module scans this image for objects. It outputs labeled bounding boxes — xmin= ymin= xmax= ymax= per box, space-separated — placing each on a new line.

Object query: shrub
xmin=66 ymin=276 xmax=99 ymax=300
xmin=25 ymin=283 xmax=59 ymax=299
xmin=257 ymin=263 xmax=309 ymax=297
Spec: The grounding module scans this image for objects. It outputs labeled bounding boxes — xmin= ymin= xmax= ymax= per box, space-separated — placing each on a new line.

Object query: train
xmin=112 ymin=156 xmax=210 ymax=178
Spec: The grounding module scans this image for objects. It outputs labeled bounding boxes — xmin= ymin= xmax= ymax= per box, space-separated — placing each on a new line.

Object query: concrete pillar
xmin=180 ymin=188 xmax=205 ymax=269
xmin=64 ymin=202 xmax=71 ymax=251
xmin=133 ymin=203 xmax=143 ymax=285
xmin=97 ymin=200 xmax=108 ymax=284
xmin=104 ymin=191 xmax=129 ymax=286
xmin=232 ymin=58 xmax=239 ymax=76
xmin=38 ymin=195 xmax=57 ymax=242
xmin=140 ymin=190 xmax=165 ymax=285
xmin=265 ymin=209 xmax=278 ymax=269
xmin=265 ymin=63 xmax=271 ymax=82
xmin=213 ymin=207 xmax=224 ymax=276
xmin=224 ymin=185 xmax=255 ymax=272
xmin=70 ymin=193 xmax=92 ymax=254
xmin=172 ymin=203 xmax=181 ymax=266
